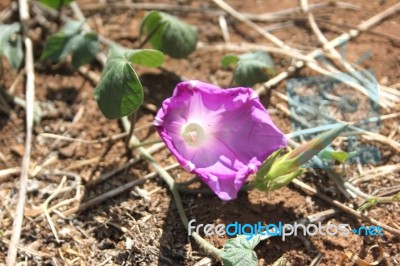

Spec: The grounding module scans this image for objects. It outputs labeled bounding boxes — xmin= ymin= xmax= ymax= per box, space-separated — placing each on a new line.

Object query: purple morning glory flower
xmin=154 ymin=80 xmax=286 ymax=200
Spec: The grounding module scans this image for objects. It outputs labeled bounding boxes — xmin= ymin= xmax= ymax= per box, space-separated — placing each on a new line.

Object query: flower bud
xmin=254 ymin=124 xmax=348 ymax=191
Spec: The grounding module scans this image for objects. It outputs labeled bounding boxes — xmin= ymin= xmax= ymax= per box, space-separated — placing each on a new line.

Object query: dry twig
xmin=213 ymin=0 xmax=399 ymax=109
xmin=255 ymin=2 xmax=400 ymax=98
xmin=0 ymin=167 xmax=21 ymax=183
xmin=300 ymin=0 xmax=397 ymax=109
xmin=197 ymin=41 xmax=315 ymax=62
xmin=89 ymin=142 xmax=165 ymax=185
xmin=244 ymin=2 xmax=359 ymax=22
xmin=6 ymin=0 xmax=35 ymax=264
xmin=349 ymin=164 xmax=400 ymax=185
xmin=218 ymin=15 xmax=230 ymax=43
xmin=43 ymin=176 xmax=68 ymax=243
xmin=2 ymin=238 xmax=52 ymax=259
xmin=212 ymin=0 xmax=291 ymax=49
xmin=292 ymin=179 xmax=400 ymax=237
xmin=62 ymin=163 xmax=179 ymax=216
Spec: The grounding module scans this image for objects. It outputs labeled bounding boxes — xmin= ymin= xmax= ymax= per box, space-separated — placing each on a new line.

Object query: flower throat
xmin=181 ymin=122 xmax=206 ymax=147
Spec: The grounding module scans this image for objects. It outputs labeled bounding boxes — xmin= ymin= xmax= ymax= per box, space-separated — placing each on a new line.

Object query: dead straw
xmin=292 ymin=179 xmax=400 ymax=237
xmin=6 ymin=0 xmax=35 ymax=264
xmin=255 ymin=2 xmax=400 ymax=97
xmin=62 ymin=163 xmax=179 ymax=216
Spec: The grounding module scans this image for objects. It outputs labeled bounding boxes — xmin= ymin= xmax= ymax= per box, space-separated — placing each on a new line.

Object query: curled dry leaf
xmin=337 ymin=245 xmax=385 ymax=266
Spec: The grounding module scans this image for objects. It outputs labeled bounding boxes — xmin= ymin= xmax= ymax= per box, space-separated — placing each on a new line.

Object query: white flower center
xmin=181 ymin=122 xmax=206 ymax=147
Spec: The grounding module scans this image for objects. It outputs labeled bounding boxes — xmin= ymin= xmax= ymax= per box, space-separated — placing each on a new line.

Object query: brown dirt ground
xmin=1 ymin=0 xmax=400 ymax=265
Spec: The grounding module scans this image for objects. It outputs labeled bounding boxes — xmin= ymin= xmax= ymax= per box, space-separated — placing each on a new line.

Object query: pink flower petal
xmin=154 ymin=80 xmax=286 ymax=200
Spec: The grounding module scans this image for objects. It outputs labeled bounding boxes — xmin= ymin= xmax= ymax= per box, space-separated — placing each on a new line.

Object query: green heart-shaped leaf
xmin=71 ymin=33 xmax=99 ymax=68
xmin=125 ymin=49 xmax=164 ymax=67
xmin=41 ymin=32 xmax=71 ymax=61
xmin=140 ymin=11 xmax=166 ymax=51
xmin=221 ymin=51 xmax=275 ymax=87
xmin=41 ymin=20 xmax=98 ymax=68
xmin=234 ymin=51 xmax=275 ymax=87
xmin=94 ymin=53 xmax=143 ymax=119
xmin=140 ymin=11 xmax=197 ymax=59
xmin=220 ymin=234 xmax=260 ymax=266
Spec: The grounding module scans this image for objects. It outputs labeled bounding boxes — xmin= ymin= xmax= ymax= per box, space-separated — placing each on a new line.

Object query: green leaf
xmin=318 ymin=147 xmax=355 ymax=164
xmin=357 ymin=198 xmax=379 ymax=211
xmin=41 ymin=32 xmax=71 ymax=61
xmin=125 ymin=49 xmax=164 ymax=67
xmin=38 ymin=0 xmax=74 ymax=9
xmin=0 ymin=23 xmax=23 ymax=69
xmin=161 ymin=14 xmax=197 ymax=59
xmin=62 ymin=20 xmax=84 ymax=36
xmin=41 ymin=20 xmax=98 ymax=68
xmin=220 ymin=235 xmax=260 ymax=266
xmin=221 ymin=54 xmax=239 ymax=68
xmin=235 ymin=62 xmax=269 ymax=87
xmin=332 ymin=151 xmax=352 ymax=163
xmin=140 ymin=11 xmax=166 ymax=51
xmin=140 ymin=11 xmax=197 ymax=59
xmin=233 ymin=51 xmax=275 ymax=87
xmin=318 ymin=147 xmax=334 ymax=160
xmin=239 ymin=50 xmax=274 ymax=67
xmin=71 ymin=33 xmax=99 ymax=68
xmin=272 ymin=256 xmax=287 ymax=266
xmin=94 ymin=56 xmax=143 ymax=119
xmin=41 ymin=20 xmax=84 ymax=61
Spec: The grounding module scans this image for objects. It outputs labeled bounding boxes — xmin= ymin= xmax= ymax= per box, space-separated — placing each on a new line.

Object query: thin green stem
xmin=125 ymin=112 xmax=137 ymax=151
xmin=176 ymin=176 xmax=200 ymax=186
xmin=121 ymin=117 xmax=222 ymax=257
xmin=139 ymin=142 xmax=221 ymax=256
xmin=130 ymin=139 xmax=162 ymax=149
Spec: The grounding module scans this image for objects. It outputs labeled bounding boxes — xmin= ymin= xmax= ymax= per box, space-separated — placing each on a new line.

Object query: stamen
xmin=188 ymin=131 xmax=197 ymax=142
xmin=181 ymin=122 xmax=206 ymax=147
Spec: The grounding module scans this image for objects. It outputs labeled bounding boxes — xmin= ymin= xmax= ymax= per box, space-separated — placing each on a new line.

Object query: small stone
xmin=98 ymin=238 xmax=115 ymax=250
xmin=11 ymin=144 xmax=25 ymax=157
xmin=27 ymin=179 xmax=40 ymax=193
xmin=125 ymin=237 xmax=134 ymax=250
xmin=59 ymin=143 xmax=76 ymax=158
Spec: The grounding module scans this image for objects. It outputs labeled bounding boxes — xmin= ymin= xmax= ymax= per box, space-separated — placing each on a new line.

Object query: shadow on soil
xmin=46 ymin=86 xmax=80 ymax=105
xmin=140 ymin=71 xmax=181 ymax=107
xmin=158 ymin=188 xmax=319 ymax=265
xmin=0 ymin=114 xmax=9 ymax=131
